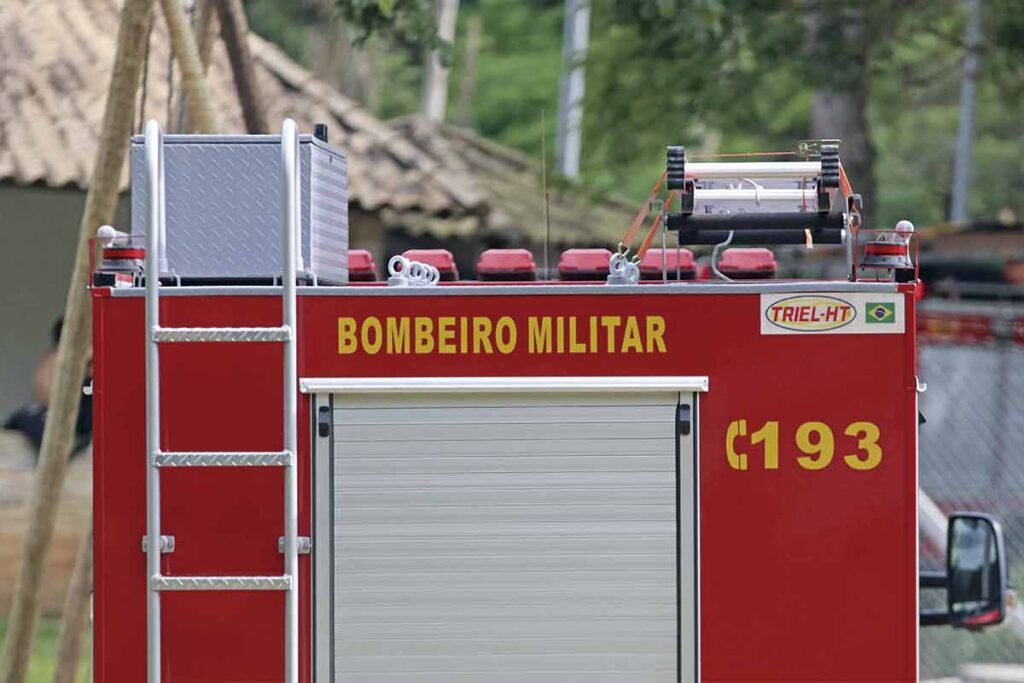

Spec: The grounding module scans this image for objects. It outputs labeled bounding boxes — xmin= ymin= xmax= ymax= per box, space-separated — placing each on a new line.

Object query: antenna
xmin=541 ymin=109 xmax=552 ymax=279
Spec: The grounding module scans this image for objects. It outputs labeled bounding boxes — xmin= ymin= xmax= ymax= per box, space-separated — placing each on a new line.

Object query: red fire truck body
xmin=92 ymin=282 xmax=920 ymax=681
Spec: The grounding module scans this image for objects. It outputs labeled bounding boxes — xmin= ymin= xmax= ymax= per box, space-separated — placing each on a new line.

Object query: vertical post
xmin=157 ymin=132 xmax=167 ymax=274
xmin=422 ymin=0 xmax=460 ymax=122
xmin=158 ymin=0 xmax=217 ymax=133
xmin=280 ymin=119 xmax=299 ymax=683
xmin=540 ymin=109 xmax=550 ymax=279
xmin=949 ymin=0 xmax=981 ymax=223
xmin=658 ymin=194 xmax=671 ymax=282
xmin=555 ymin=0 xmax=590 ymax=179
xmin=0 ymin=2 xmax=154 ymax=679
xmin=456 ymin=13 xmax=482 ymax=127
xmin=216 ymin=0 xmax=268 ymax=134
xmin=195 ymin=0 xmax=218 ymax=71
xmin=52 ymin=523 xmax=93 ymax=683
xmin=144 ymin=119 xmax=163 ymax=683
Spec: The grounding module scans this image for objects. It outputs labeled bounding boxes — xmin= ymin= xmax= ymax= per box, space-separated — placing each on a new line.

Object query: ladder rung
xmin=153 ymin=326 xmax=291 ymax=343
xmin=154 ymin=451 xmax=292 ymax=467
xmin=151 ymin=575 xmax=291 ymax=591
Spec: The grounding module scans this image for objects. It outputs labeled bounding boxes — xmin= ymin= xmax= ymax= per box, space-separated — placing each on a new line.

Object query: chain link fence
xmin=919 ymin=302 xmax=1024 ymax=679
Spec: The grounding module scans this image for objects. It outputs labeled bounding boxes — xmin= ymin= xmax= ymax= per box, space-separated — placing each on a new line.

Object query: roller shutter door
xmin=332 ymin=391 xmax=687 ymax=682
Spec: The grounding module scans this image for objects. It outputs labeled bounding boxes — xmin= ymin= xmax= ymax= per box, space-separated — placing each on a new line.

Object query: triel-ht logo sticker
xmin=760 ymin=292 xmax=905 ymax=335
xmin=764 ymin=295 xmax=856 ymax=332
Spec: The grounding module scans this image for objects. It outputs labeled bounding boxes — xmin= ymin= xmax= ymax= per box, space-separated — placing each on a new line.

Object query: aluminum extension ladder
xmin=143 ymin=119 xmax=300 ymax=683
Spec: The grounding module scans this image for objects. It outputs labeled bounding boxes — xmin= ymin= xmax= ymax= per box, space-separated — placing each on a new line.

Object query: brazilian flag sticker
xmin=866 ymin=302 xmax=896 ymax=324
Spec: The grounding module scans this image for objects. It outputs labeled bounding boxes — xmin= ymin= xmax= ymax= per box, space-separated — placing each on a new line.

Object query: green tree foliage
xmin=457 ymin=0 xmax=564 ymax=155
xmin=336 ymin=0 xmax=446 ymax=53
xmin=248 ymin=0 xmax=1024 ymax=227
xmin=580 ymin=0 xmax=811 ymax=198
xmin=245 ymin=0 xmax=328 ymax=63
xmin=867 ymin=0 xmax=1024 ymax=226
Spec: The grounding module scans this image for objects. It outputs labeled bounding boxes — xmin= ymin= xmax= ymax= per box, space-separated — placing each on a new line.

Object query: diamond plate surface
xmin=131 ymin=137 xmax=347 ymax=282
xmin=153 ymin=326 xmax=291 ymax=342
xmin=151 ymin=575 xmax=291 ymax=591
xmin=153 ymin=451 xmax=292 ymax=467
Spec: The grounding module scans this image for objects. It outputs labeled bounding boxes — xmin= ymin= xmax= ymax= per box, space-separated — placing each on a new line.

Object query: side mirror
xmin=947 ymin=513 xmax=1008 ymax=629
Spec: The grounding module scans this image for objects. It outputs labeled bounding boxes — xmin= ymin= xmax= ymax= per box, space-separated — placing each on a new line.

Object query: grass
xmin=0 ymin=618 xmax=90 ymax=683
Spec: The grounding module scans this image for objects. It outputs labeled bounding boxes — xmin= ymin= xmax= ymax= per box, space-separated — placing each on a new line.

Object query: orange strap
xmin=839 ymin=164 xmax=854 ymax=199
xmin=620 ymin=169 xmax=667 ymax=249
xmin=838 ymin=164 xmax=861 ymax=230
xmin=636 ymin=191 xmax=676 ymax=260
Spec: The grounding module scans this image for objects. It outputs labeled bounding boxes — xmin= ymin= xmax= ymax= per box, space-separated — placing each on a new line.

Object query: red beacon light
xmin=477 ymin=249 xmax=537 ymax=281
xmin=93 ymin=224 xmax=143 ymax=287
xmin=348 ymin=249 xmax=378 ymax=282
xmin=639 ymin=248 xmax=696 ymax=281
xmin=402 ymin=249 xmax=459 ymax=281
xmin=860 ymin=220 xmax=915 ymax=282
xmin=718 ymin=248 xmax=777 ymax=280
xmin=102 ymin=245 xmax=146 ymax=267
xmin=558 ymin=248 xmax=612 ymax=281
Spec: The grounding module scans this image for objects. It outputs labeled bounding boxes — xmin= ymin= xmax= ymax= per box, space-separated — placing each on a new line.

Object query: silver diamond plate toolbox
xmin=131 ymin=134 xmax=348 ymax=283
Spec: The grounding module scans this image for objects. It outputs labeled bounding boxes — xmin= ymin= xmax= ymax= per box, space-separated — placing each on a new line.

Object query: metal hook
xmin=607 ymin=252 xmax=640 ymax=285
xmin=741 ymin=178 xmax=764 ymax=206
xmin=388 ymin=255 xmax=440 ymax=287
xmin=711 ymin=230 xmax=735 ymax=281
xmin=388 ymin=255 xmax=409 ymax=278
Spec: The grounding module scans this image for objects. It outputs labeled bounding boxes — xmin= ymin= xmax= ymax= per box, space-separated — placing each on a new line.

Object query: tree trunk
xmin=52 ymin=523 xmax=92 ymax=683
xmin=175 ymin=0 xmax=218 ymax=132
xmin=159 ymin=0 xmax=216 ymax=133
xmin=456 ymin=14 xmax=482 ymax=127
xmin=805 ymin=1 xmax=876 ymax=226
xmin=195 ymin=0 xmax=218 ymax=71
xmin=810 ymin=89 xmax=874 ymax=217
xmin=949 ymin=0 xmax=981 ymax=223
xmin=216 ymin=0 xmax=268 ymax=133
xmin=422 ymin=0 xmax=460 ymax=122
xmin=0 ymin=1 xmax=154 ymax=680
xmin=312 ymin=22 xmax=377 ymax=109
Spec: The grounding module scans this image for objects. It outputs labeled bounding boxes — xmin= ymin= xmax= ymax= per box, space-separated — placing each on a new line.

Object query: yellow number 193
xmin=726 ymin=419 xmax=883 ymax=471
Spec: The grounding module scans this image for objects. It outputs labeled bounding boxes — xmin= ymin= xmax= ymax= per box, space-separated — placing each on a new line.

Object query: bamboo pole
xmin=195 ymin=0 xmax=218 ymax=71
xmin=216 ymin=0 xmax=267 ymax=133
xmin=52 ymin=523 xmax=92 ymax=683
xmin=175 ymin=0 xmax=217 ymax=132
xmin=159 ymin=0 xmax=216 ymax=133
xmin=0 ymin=0 xmax=155 ymax=680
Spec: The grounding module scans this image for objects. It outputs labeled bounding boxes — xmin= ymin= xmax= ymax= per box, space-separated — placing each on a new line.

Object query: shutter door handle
xmin=677 ymin=404 xmax=691 ymax=436
xmin=317 ymin=406 xmax=331 ymax=437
